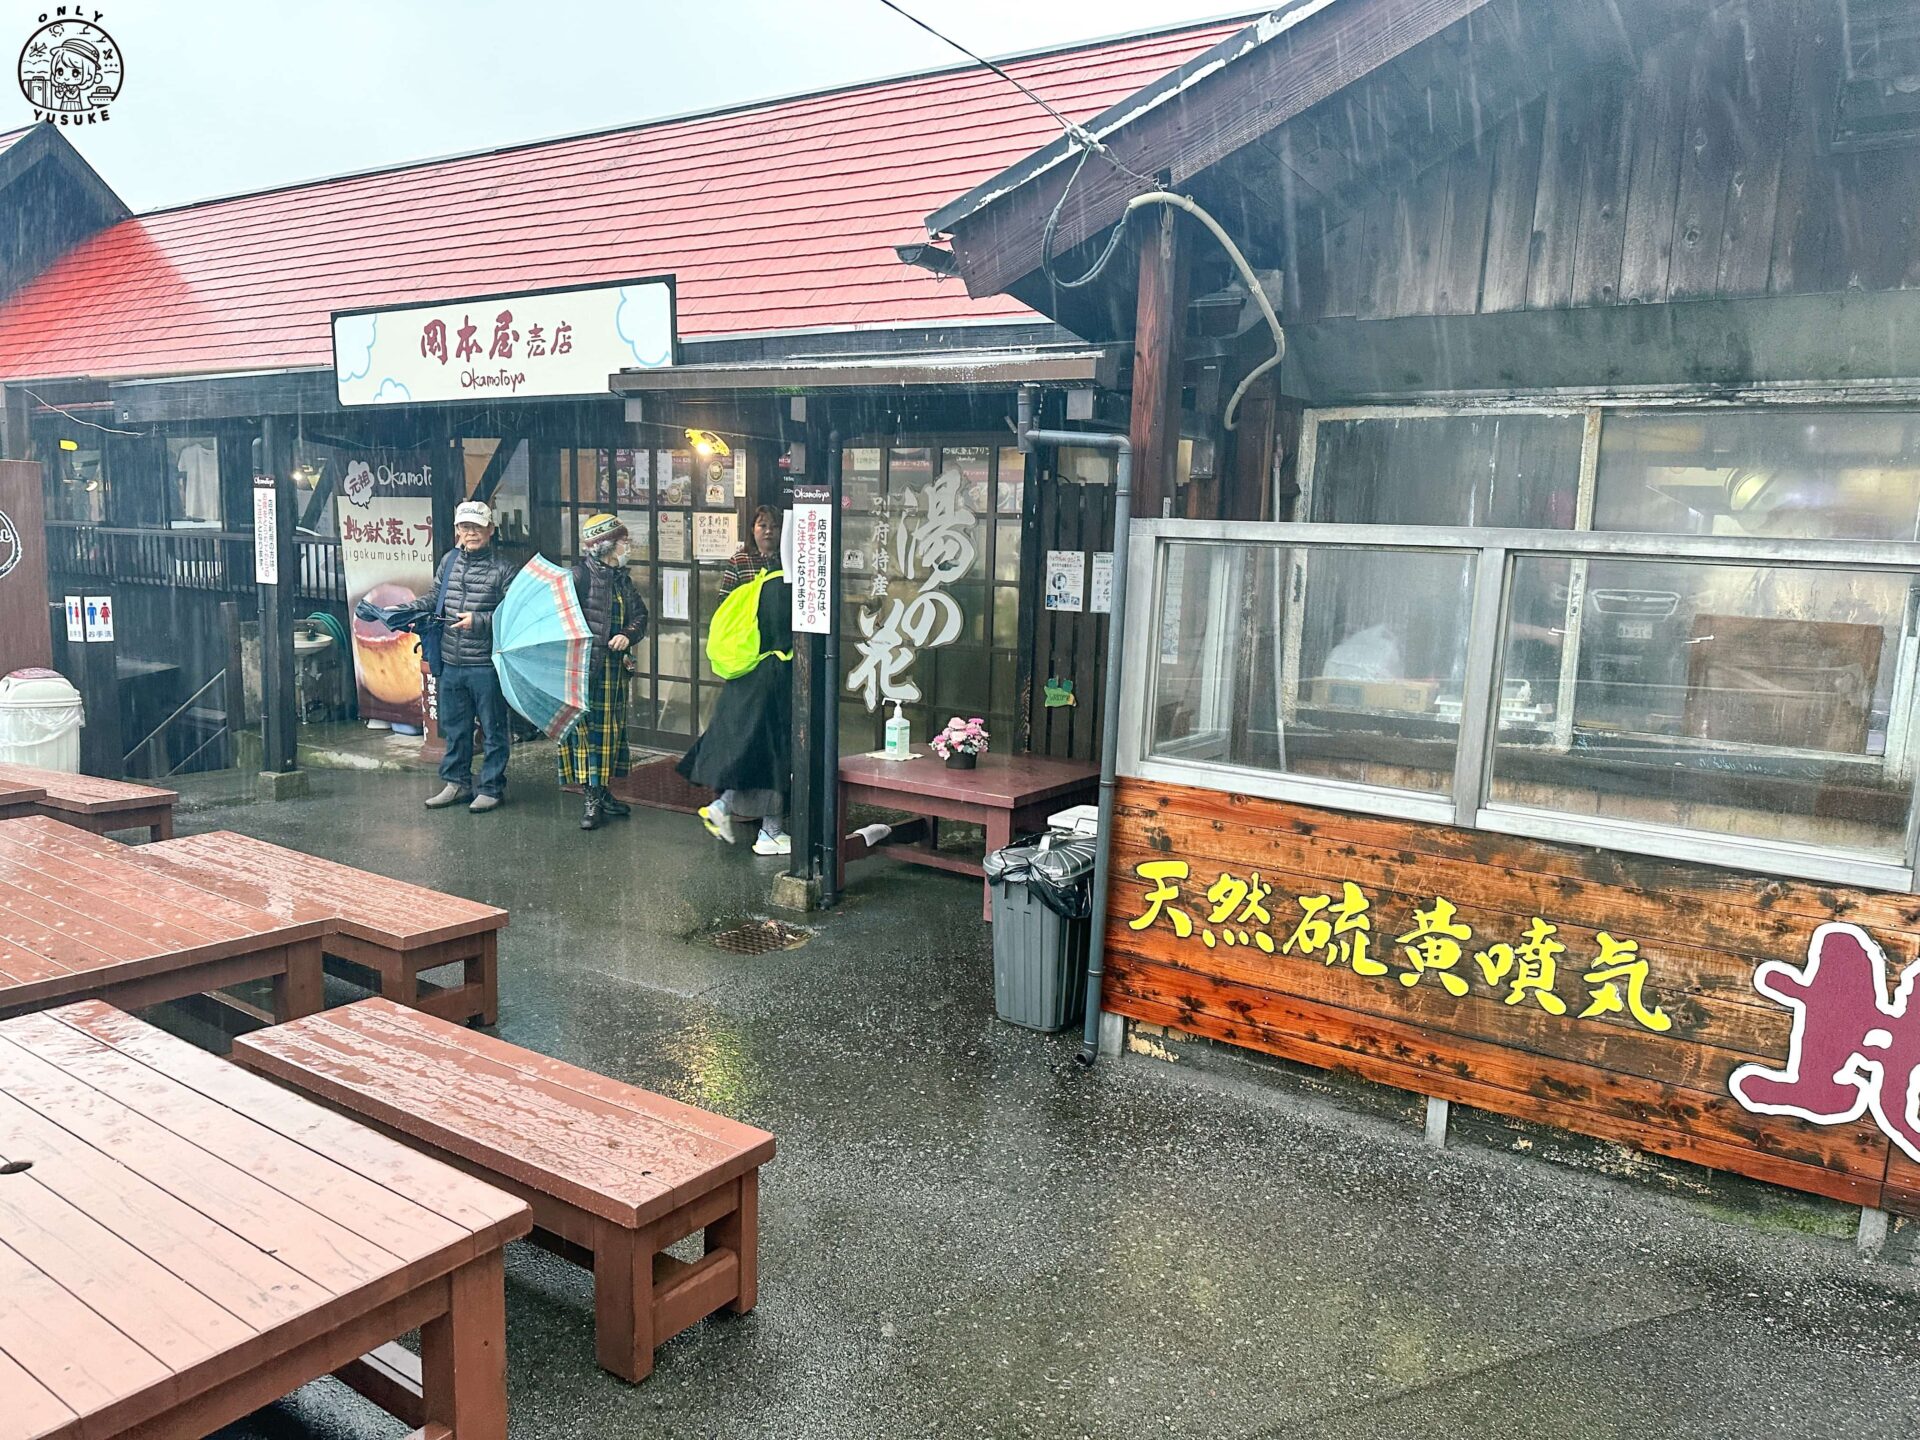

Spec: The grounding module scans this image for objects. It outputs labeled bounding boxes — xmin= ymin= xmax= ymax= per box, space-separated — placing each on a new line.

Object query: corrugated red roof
xmin=0 ymin=127 xmax=33 ymax=160
xmin=0 ymin=19 xmax=1247 ymax=384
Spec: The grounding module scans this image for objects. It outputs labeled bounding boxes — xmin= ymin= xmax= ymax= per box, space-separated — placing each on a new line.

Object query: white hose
xmin=1117 ymin=191 xmax=1286 ymax=432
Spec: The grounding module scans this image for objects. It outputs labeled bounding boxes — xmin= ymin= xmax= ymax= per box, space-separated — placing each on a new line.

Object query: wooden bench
xmin=0 ymin=762 xmax=176 ymax=842
xmin=122 ymin=830 xmax=505 ymax=1026
xmin=0 ymin=817 xmax=326 ymax=1023
xmin=0 ymin=775 xmax=44 ymax=821
xmin=235 ymin=998 xmax=774 ymax=1383
xmin=2 ymin=1002 xmax=530 ymax=1440
xmin=837 ymin=751 xmax=1099 ymax=919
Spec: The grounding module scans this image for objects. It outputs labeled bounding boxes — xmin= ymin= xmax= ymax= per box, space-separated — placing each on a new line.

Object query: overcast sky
xmin=5 ymin=0 xmax=1249 ymax=212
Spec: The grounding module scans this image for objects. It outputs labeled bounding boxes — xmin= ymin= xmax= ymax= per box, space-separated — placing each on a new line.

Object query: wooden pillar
xmin=76 ymin=616 xmax=123 ymax=778
xmin=1127 ymin=207 xmax=1189 ymax=521
xmin=0 ymin=461 xmax=51 ymax=672
xmin=257 ymin=416 xmax=301 ymax=784
xmin=0 ymin=385 xmax=32 ymax=462
xmin=787 ymin=409 xmax=827 ymax=891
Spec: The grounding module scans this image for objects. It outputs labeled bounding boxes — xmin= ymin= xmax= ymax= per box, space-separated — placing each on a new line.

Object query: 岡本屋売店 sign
xmin=791 ymin=484 xmax=832 ymax=635
xmin=331 ymin=277 xmax=675 ymax=406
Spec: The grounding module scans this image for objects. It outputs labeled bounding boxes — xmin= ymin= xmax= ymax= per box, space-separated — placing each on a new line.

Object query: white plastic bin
xmin=0 ymin=668 xmax=85 ymax=772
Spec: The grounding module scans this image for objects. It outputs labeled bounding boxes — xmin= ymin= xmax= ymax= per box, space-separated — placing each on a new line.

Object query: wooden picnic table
xmin=837 ymin=751 xmax=1099 ymax=919
xmin=0 ymin=775 xmax=45 ymax=822
xmin=0 ymin=1001 xmax=530 ymax=1440
xmin=0 ymin=816 xmax=326 ymax=1023
xmin=120 ymin=830 xmax=505 ymax=1026
xmin=0 ymin=762 xmax=177 ymax=842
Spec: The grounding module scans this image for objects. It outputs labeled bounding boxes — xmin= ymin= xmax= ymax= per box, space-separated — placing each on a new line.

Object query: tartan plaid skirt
xmin=556 ymin=655 xmax=632 ymax=787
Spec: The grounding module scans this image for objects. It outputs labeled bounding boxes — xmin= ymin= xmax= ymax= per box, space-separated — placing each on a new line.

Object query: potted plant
xmin=931 ymin=715 xmax=988 ymax=769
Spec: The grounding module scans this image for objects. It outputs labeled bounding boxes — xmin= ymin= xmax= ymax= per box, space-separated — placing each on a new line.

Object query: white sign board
xmin=252 ymin=482 xmax=279 ymax=585
xmin=1089 ymin=551 xmax=1114 ymax=615
xmin=332 ymin=278 xmax=675 ymax=406
xmin=791 ymin=484 xmax=832 ymax=635
xmin=83 ymin=595 xmax=113 ymax=643
xmin=1044 ymin=550 xmax=1085 ymax=612
xmin=693 ymin=511 xmax=739 ymax=563
xmin=64 ymin=596 xmax=84 ymax=643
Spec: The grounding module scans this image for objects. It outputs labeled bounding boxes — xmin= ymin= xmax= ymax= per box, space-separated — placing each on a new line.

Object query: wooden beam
xmin=1128 ymin=207 xmax=1190 ymax=520
xmin=948 ymin=0 xmax=1493 ymax=299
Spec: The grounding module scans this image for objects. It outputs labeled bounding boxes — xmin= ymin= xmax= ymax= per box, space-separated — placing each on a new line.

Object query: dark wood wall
xmin=1106 ymin=778 xmax=1920 ymax=1214
xmin=1285 ymin=0 xmax=1920 ymax=324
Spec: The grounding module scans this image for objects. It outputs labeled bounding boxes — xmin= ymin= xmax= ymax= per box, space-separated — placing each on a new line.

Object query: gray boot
xmin=425 ymin=782 xmax=472 ymax=809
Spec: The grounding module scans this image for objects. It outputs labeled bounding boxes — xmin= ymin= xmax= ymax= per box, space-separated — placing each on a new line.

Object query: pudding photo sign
xmin=338 ymin=454 xmax=436 ymax=726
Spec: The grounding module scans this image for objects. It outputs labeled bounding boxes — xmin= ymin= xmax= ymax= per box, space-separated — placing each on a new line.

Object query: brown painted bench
xmin=121 ymin=830 xmax=504 ymax=1026
xmin=0 ymin=762 xmax=176 ymax=842
xmin=235 ymin=998 xmax=774 ymax=1383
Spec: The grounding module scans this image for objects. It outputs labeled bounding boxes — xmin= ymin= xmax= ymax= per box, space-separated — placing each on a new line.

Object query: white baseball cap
xmin=454 ymin=500 xmax=494 ymax=528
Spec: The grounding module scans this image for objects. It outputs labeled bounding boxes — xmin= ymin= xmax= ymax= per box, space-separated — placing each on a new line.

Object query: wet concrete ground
xmin=185 ymin=762 xmax=1920 ymax=1439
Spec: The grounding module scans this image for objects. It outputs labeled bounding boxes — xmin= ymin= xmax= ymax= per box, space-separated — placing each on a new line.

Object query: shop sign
xmin=1732 ymin=922 xmax=1920 ymax=1163
xmin=693 ymin=512 xmax=738 ymax=563
xmin=790 ymin=484 xmax=832 ymax=636
xmin=338 ymin=454 xmax=436 ymax=726
xmin=0 ymin=507 xmax=18 ymax=581
xmin=332 ymin=277 xmax=675 ymax=407
xmin=1126 ymin=858 xmax=1672 ymax=1033
xmin=848 ymin=464 xmax=974 ymax=709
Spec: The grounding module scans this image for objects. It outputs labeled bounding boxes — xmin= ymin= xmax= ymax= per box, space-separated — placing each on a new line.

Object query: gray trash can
xmin=983 ymin=835 xmax=1096 ymax=1032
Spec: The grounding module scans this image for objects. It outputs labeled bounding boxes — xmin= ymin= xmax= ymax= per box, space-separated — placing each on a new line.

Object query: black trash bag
xmin=983 ymin=835 xmax=1097 ymax=921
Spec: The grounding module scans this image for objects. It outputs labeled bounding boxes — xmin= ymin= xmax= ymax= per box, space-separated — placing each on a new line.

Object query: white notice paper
xmin=656 ymin=510 xmax=688 ymax=562
xmin=252 ymin=482 xmax=279 ymax=584
xmin=1044 ymin=550 xmax=1084 ymax=612
xmin=1089 ymin=551 xmax=1114 ymax=614
xmin=790 ymin=485 xmax=832 ymax=634
xmin=693 ymin=511 xmax=739 ymax=562
xmin=661 ymin=567 xmax=690 ymax=622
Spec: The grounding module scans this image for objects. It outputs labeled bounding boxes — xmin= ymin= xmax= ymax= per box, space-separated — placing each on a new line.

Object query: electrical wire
xmin=20 ymin=387 xmax=146 ymax=438
xmin=880 ymin=0 xmax=1286 ymax=429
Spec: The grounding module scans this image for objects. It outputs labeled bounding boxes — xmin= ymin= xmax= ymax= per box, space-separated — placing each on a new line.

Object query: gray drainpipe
xmin=1016 ymin=386 xmax=1132 ymax=1066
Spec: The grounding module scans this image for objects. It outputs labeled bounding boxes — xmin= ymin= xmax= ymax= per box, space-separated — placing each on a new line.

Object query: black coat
xmin=677 ymin=577 xmax=792 ymax=794
xmin=434 ymin=545 xmax=516 ymax=666
xmin=570 ymin=557 xmax=648 ymax=655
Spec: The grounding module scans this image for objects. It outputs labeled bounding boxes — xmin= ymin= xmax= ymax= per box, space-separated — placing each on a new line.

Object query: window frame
xmin=1120 ymin=516 xmax=1920 ymax=893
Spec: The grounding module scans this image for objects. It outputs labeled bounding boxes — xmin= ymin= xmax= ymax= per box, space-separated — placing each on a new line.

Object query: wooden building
xmin=0 ymin=17 xmax=1245 ymax=781
xmin=929 ymin=0 xmax=1920 ymax=1226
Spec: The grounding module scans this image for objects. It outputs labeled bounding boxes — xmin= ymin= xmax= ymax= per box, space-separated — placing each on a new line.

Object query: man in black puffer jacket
xmin=425 ymin=500 xmax=517 ymax=813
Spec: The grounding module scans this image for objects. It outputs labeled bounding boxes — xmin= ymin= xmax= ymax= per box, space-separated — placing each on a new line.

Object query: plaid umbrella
xmin=491 ymin=555 xmax=591 ymax=740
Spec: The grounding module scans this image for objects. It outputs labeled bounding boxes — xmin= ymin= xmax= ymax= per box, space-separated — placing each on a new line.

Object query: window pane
xmin=945 ymin=445 xmax=992 ymax=515
xmin=168 ymin=437 xmax=221 ymax=525
xmin=992 ymin=584 xmax=1019 ymax=648
xmin=888 ymin=446 xmax=932 ymax=497
xmin=1312 ymin=413 xmax=1582 ymax=528
xmin=656 ymin=621 xmax=693 ymax=678
xmin=1488 ymin=555 xmax=1919 ymax=859
xmin=846 ymin=447 xmax=883 ymax=512
xmin=997 ymin=446 xmax=1025 ymax=513
xmin=1594 ymin=409 xmax=1920 ymax=541
xmin=1151 ymin=542 xmax=1474 ymax=797
xmin=994 ymin=520 xmax=1021 ymax=582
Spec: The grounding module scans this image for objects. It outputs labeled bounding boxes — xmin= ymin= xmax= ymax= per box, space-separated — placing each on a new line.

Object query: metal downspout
xmin=1017 ymin=386 xmax=1132 ymax=1065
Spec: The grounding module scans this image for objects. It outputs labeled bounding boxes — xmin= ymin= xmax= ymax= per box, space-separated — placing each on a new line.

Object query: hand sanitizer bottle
xmin=885 ymin=703 xmax=911 ymax=760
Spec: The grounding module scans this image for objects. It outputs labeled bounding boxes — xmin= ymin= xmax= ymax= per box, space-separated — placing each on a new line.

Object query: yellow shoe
xmin=699 ymin=804 xmax=737 ymax=844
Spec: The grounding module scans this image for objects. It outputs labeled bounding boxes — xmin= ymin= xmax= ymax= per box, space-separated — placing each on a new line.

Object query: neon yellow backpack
xmin=706 ymin=568 xmax=793 ymax=680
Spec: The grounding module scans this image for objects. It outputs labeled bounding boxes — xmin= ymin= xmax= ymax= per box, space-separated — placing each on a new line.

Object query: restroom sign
xmin=64 ymin=596 xmax=84 ymax=643
xmin=83 ymin=595 xmax=113 ymax=643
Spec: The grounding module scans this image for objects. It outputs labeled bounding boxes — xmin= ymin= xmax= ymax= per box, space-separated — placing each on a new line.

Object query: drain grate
xmin=707 ymin=918 xmax=810 ymax=956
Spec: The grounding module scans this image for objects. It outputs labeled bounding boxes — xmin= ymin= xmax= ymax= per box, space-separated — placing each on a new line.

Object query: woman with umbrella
xmin=562 ymin=514 xmax=648 ymax=830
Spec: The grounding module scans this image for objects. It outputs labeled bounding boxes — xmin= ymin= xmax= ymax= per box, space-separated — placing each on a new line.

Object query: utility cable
xmin=20 ymin=387 xmax=145 ymax=437
xmin=880 ymin=1 xmax=1286 ymax=429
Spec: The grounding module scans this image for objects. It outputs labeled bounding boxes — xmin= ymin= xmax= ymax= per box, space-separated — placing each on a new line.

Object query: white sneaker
xmin=700 ymin=804 xmax=736 ymax=844
xmin=752 ymin=830 xmax=791 ymax=856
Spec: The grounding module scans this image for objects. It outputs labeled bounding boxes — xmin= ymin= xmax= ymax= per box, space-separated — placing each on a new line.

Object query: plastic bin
xmin=0 ymin=668 xmax=84 ymax=772
xmin=984 ymin=835 xmax=1096 ymax=1032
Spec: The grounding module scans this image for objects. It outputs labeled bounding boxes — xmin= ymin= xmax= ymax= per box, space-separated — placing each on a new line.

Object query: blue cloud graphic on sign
xmin=371 ymin=378 xmax=412 ymax=404
xmin=615 ymin=285 xmax=671 ymax=368
xmin=336 ymin=314 xmax=378 ymax=382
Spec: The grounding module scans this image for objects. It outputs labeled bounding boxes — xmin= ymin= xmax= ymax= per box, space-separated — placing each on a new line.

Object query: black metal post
xmin=819 ymin=428 xmax=844 ymax=907
xmin=257 ymin=415 xmax=301 ymax=784
xmin=76 ymin=601 xmax=122 ymax=779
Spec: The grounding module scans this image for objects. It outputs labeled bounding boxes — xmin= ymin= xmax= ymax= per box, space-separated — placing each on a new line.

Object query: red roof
xmin=0 ymin=19 xmax=1246 ymax=384
xmin=0 ymin=127 xmax=32 ymax=161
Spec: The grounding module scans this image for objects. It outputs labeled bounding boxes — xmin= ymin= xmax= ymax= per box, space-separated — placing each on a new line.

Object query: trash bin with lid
xmin=983 ymin=832 xmax=1097 ymax=1032
xmin=0 ymin=668 xmax=86 ymax=772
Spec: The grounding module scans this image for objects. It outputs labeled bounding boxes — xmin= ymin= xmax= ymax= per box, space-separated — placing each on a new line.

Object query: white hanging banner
xmin=252 ymin=479 xmax=279 ymax=585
